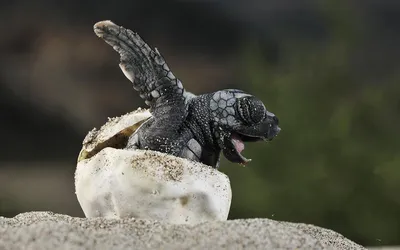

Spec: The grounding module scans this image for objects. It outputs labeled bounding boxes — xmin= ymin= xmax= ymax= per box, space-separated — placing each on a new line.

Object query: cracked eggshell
xmin=75 ymin=108 xmax=232 ymax=224
xmin=77 ymin=108 xmax=152 ymax=162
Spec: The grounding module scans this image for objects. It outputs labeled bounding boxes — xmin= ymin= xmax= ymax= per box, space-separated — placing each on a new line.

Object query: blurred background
xmin=0 ymin=0 xmax=399 ymax=247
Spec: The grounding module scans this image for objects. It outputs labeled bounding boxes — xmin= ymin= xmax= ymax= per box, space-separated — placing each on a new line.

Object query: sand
xmin=0 ymin=211 xmax=364 ymax=250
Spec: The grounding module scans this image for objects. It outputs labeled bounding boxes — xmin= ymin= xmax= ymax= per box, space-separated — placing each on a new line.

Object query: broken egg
xmin=75 ymin=108 xmax=232 ymax=224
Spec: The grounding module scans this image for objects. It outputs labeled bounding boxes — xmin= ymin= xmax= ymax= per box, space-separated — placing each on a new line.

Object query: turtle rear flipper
xmin=94 ymin=21 xmax=192 ymax=119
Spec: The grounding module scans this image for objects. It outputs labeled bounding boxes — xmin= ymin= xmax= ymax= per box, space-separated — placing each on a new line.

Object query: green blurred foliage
xmin=222 ymin=3 xmax=400 ymax=247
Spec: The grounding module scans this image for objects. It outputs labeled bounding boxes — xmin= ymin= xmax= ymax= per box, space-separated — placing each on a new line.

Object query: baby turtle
xmin=94 ymin=21 xmax=280 ymax=168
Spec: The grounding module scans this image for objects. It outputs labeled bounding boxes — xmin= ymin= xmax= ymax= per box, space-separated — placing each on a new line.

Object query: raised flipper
xmin=93 ymin=20 xmax=194 ymax=119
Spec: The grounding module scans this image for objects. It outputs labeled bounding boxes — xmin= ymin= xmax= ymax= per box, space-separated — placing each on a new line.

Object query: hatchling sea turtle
xmin=92 ymin=20 xmax=281 ymax=169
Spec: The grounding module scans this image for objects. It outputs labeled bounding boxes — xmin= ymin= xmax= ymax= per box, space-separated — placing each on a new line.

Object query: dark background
xmin=1 ymin=0 xmax=400 ymax=247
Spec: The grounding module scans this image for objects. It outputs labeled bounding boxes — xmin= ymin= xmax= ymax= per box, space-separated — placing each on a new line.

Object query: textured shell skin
xmin=75 ymin=108 xmax=232 ymax=224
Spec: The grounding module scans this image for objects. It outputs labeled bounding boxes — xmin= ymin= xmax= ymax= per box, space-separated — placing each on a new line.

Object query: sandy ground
xmin=0 ymin=211 xmax=364 ymax=250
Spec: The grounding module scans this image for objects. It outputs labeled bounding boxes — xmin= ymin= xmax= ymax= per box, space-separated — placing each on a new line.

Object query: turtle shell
xmin=77 ymin=107 xmax=152 ymax=162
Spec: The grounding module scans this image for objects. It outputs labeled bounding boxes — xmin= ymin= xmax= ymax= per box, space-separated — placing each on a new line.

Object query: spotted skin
xmin=94 ymin=21 xmax=280 ymax=168
xmin=94 ymin=21 xmax=191 ymax=120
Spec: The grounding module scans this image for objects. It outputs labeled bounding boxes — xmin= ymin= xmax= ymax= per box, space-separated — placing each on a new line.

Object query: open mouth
xmin=222 ymin=123 xmax=281 ymax=166
xmin=230 ymin=132 xmax=265 ymax=165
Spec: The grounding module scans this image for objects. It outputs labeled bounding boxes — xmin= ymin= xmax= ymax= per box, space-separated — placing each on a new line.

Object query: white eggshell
xmin=75 ymin=147 xmax=232 ymax=224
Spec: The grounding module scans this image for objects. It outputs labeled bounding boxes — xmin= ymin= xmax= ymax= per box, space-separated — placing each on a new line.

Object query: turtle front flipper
xmin=94 ymin=20 xmax=193 ymax=119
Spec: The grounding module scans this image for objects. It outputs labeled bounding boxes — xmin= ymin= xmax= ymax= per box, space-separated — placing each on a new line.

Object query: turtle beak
xmin=236 ymin=115 xmax=280 ymax=142
xmin=221 ymin=116 xmax=280 ymax=165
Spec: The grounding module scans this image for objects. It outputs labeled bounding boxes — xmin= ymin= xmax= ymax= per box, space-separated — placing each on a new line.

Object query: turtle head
xmin=210 ymin=90 xmax=280 ymax=165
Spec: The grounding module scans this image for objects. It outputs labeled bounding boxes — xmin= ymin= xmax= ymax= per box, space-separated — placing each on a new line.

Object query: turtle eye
xmin=237 ymin=96 xmax=266 ymax=125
